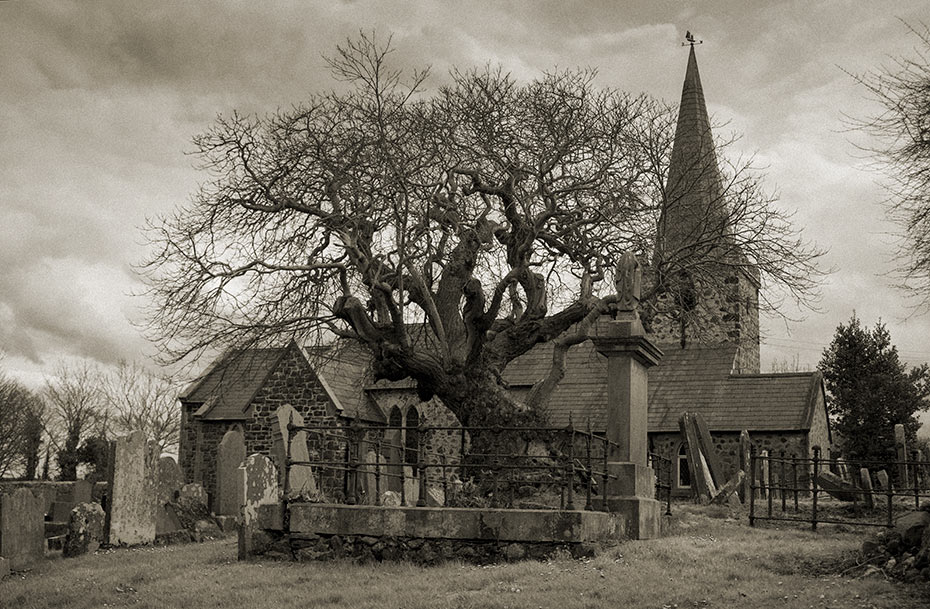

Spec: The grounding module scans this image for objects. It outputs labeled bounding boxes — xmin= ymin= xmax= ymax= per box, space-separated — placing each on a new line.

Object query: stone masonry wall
xmin=650 ymin=429 xmax=812 ymax=495
xmin=244 ymin=342 xmax=344 ymax=500
xmin=648 ymin=267 xmax=760 ymax=374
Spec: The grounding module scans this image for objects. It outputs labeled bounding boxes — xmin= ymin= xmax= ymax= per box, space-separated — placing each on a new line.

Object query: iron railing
xmin=282 ymin=416 xmax=672 ymax=516
xmin=749 ymin=446 xmax=930 ymax=530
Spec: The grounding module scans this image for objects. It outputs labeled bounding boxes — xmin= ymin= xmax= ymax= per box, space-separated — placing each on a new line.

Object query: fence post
xmin=766 ymin=452 xmax=773 ymax=519
xmin=440 ymin=451 xmax=448 ymax=507
xmin=585 ymin=420 xmax=593 ymax=511
xmin=283 ymin=418 xmax=293 ymax=534
xmin=792 ymin=456 xmax=799 ymax=513
xmin=780 ymin=451 xmax=787 ymax=512
xmin=346 ymin=416 xmax=360 ymax=505
xmin=749 ymin=446 xmax=756 ymax=527
xmin=811 ymin=446 xmax=820 ymax=531
xmin=416 ymin=424 xmax=428 ymax=507
xmin=601 ymin=434 xmax=609 ymax=511
xmin=566 ymin=417 xmax=575 ymax=511
xmin=912 ymin=449 xmax=920 ymax=509
xmin=374 ymin=439 xmax=382 ymax=507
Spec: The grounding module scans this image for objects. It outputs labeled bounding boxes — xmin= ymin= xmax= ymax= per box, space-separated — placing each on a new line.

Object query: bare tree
xmin=853 ymin=22 xmax=930 ymax=308
xmin=98 ymin=361 xmax=181 ymax=455
xmin=44 ymin=360 xmax=105 ymax=480
xmin=144 ymin=34 xmax=824 ymax=426
xmin=0 ymin=371 xmax=46 ymax=479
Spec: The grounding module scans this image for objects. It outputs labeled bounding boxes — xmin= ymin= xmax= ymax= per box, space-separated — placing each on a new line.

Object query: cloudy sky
xmin=2 ymin=1 xmax=930 ymax=411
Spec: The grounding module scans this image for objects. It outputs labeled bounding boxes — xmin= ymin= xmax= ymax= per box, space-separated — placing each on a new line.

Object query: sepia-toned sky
xmin=3 ymin=1 xmax=930 ymax=426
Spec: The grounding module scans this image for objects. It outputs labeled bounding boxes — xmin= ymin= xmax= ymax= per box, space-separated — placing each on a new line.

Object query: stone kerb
xmin=216 ymin=427 xmax=246 ymax=516
xmin=0 ymin=488 xmax=45 ymax=569
xmin=106 ymin=430 xmax=158 ymax=546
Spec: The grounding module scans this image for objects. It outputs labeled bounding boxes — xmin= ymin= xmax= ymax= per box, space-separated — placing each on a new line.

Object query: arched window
xmin=404 ymin=407 xmax=420 ymax=470
xmin=677 ymin=443 xmax=691 ymax=489
xmin=388 ymin=406 xmax=402 ymax=428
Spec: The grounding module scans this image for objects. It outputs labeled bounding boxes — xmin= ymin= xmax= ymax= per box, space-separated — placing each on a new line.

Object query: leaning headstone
xmin=860 ymin=468 xmax=875 ymax=510
xmin=156 ymin=457 xmax=185 ymax=506
xmin=271 ymin=405 xmax=318 ymax=498
xmin=64 ymin=502 xmax=105 ymax=557
xmin=815 ymin=471 xmax=859 ymax=502
xmin=106 ymin=430 xmax=158 ymax=546
xmin=711 ymin=470 xmax=745 ymax=505
xmin=876 ymin=469 xmax=891 ymax=492
xmin=216 ymin=428 xmax=246 ymax=516
xmin=179 ymin=483 xmax=208 ymax=506
xmin=678 ymin=413 xmax=715 ymax=503
xmin=692 ymin=412 xmax=725 ymax=487
xmin=738 ymin=430 xmax=751 ymax=502
xmin=895 ymin=424 xmax=909 ymax=488
xmin=0 ymin=488 xmax=45 ymax=569
xmin=237 ymin=454 xmax=278 ymax=560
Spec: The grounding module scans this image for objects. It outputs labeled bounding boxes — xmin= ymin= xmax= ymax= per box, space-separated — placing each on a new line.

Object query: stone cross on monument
xmin=590 ymin=252 xmax=664 ymax=539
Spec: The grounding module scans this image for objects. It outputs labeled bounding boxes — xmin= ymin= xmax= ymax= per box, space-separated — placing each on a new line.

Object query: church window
xmin=677 ymin=443 xmax=691 ymax=489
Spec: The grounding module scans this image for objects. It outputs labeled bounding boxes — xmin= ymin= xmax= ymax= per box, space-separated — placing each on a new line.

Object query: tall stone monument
xmin=590 ymin=252 xmax=664 ymax=539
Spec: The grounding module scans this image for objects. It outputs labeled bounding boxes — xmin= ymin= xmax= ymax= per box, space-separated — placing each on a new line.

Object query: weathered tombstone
xmin=895 ymin=424 xmax=909 ymax=488
xmin=876 ymin=469 xmax=891 ymax=492
xmin=860 ymin=468 xmax=875 ymax=510
xmin=237 ymin=454 xmax=278 ymax=559
xmin=0 ymin=488 xmax=45 ymax=569
xmin=179 ymin=483 xmax=208 ymax=506
xmin=678 ymin=413 xmax=715 ymax=503
xmin=692 ymin=413 xmax=725 ymax=487
xmin=711 ymin=471 xmax=745 ymax=505
xmin=105 ymin=430 xmax=158 ymax=546
xmin=815 ymin=471 xmax=859 ymax=502
xmin=358 ymin=449 xmax=379 ymax=505
xmin=64 ymin=502 xmax=105 ymax=557
xmin=216 ymin=428 xmax=246 ymax=516
xmin=837 ymin=461 xmax=850 ymax=483
xmin=155 ymin=457 xmax=185 ymax=537
xmin=381 ymin=490 xmax=401 ymax=507
xmin=402 ymin=466 xmax=420 ymax=506
xmin=271 ymin=405 xmax=318 ymax=498
xmin=738 ymin=430 xmax=751 ymax=502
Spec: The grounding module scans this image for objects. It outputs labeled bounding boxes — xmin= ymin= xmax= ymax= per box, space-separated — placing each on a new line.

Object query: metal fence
xmin=283 ymin=417 xmax=672 ymax=515
xmin=749 ymin=446 xmax=930 ymax=530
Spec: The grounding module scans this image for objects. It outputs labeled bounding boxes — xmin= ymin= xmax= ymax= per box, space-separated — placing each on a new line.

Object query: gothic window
xmin=388 ymin=406 xmax=402 ymax=428
xmin=677 ymin=443 xmax=691 ymax=489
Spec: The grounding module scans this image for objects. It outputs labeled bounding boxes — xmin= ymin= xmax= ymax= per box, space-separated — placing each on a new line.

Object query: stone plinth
xmin=591 ymin=315 xmax=664 ymax=540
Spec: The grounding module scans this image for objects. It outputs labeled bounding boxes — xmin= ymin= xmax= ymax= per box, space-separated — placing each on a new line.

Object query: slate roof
xmin=180 ymin=348 xmax=285 ymax=420
xmin=503 ymin=340 xmax=823 ymax=433
xmin=182 ymin=342 xmax=383 ymax=422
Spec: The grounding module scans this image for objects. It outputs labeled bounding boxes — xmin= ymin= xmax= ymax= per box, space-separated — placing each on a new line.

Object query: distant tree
xmin=769 ymin=354 xmax=813 ymax=373
xmin=144 ymin=33 xmax=824 ymax=427
xmin=0 ymin=373 xmax=46 ymax=479
xmin=76 ymin=435 xmax=110 ymax=482
xmin=98 ymin=361 xmax=180 ymax=455
xmin=853 ymin=23 xmax=930 ymax=307
xmin=44 ymin=360 xmax=106 ymax=481
xmin=819 ymin=315 xmax=930 ymax=463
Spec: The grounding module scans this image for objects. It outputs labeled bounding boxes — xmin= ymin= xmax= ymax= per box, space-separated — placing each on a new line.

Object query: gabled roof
xmin=182 ymin=342 xmax=383 ymax=422
xmin=180 ymin=348 xmax=285 ymax=420
xmin=309 ymin=342 xmax=385 ymax=423
xmin=503 ymin=339 xmax=823 ymax=433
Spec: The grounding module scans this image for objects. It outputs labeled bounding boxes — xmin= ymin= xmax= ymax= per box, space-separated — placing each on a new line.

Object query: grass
xmin=3 ymin=504 xmax=929 ymax=609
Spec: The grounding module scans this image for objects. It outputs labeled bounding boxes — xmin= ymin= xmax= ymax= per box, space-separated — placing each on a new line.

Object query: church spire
xmin=659 ymin=44 xmax=727 ymax=259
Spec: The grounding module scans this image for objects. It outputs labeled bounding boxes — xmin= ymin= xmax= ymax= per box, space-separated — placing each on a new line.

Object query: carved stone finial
xmin=615 ymin=252 xmax=642 ymax=312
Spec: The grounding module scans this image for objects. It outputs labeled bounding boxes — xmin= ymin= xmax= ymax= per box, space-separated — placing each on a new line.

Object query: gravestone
xmin=760 ymin=450 xmax=770 ymax=499
xmin=156 ymin=457 xmax=184 ymax=505
xmin=678 ymin=413 xmax=715 ymax=503
xmin=106 ymin=430 xmax=158 ymax=546
xmin=358 ymin=449 xmax=379 ymax=505
xmin=0 ymin=488 xmax=45 ymax=569
xmin=179 ymin=483 xmax=208 ymax=506
xmin=816 ymin=471 xmax=859 ymax=502
xmin=876 ymin=469 xmax=891 ymax=492
xmin=237 ymin=454 xmax=278 ymax=560
xmin=271 ymin=405 xmax=318 ymax=498
xmin=64 ymin=502 xmax=105 ymax=557
xmin=894 ymin=424 xmax=908 ymax=488
xmin=73 ymin=480 xmax=93 ymax=505
xmin=692 ymin=413 xmax=724 ymax=487
xmin=216 ymin=428 xmax=246 ymax=516
xmin=859 ymin=468 xmax=875 ymax=510
xmin=738 ymin=430 xmax=751 ymax=502
xmin=237 ymin=454 xmax=278 ymax=527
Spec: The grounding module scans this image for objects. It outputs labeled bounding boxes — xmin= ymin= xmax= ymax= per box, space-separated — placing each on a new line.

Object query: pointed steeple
xmin=659 ymin=44 xmax=727 ymax=260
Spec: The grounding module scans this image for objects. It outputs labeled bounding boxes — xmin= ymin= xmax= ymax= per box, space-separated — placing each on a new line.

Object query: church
xmin=178 ymin=46 xmax=830 ymax=505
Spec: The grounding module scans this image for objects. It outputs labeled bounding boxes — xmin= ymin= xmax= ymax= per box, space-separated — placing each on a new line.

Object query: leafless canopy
xmin=144 ymin=34 xmax=824 ymax=424
xmin=853 ymin=22 xmax=930 ymax=309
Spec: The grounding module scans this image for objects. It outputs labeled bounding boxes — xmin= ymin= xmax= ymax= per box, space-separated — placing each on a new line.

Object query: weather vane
xmin=682 ymin=31 xmax=703 ymax=47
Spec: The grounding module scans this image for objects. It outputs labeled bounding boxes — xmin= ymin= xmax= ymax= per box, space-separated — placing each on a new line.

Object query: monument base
xmin=603 ymin=495 xmax=664 ymax=540
xmin=607 ymin=462 xmax=656 ymax=497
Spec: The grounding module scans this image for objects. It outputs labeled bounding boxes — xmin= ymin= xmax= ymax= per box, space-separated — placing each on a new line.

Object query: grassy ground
xmin=3 ymin=505 xmax=928 ymax=609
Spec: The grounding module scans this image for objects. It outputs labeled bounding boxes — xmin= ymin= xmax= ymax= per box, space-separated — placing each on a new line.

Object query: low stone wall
xmin=243 ymin=503 xmax=626 ymax=564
